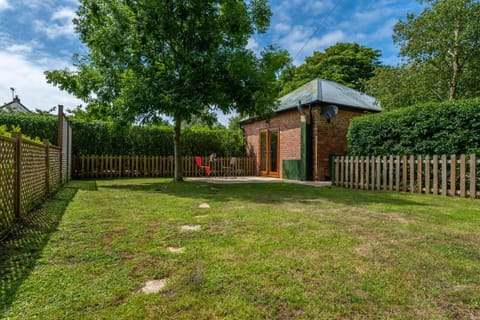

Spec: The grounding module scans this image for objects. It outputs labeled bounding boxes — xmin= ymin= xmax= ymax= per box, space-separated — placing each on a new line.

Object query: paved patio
xmin=187 ymin=176 xmax=332 ymax=187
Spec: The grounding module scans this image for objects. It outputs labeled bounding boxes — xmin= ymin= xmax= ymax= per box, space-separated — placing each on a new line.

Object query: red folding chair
xmin=195 ymin=156 xmax=211 ymax=176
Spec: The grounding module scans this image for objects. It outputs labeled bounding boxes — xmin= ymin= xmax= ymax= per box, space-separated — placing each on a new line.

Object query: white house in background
xmin=0 ymin=95 xmax=32 ymax=113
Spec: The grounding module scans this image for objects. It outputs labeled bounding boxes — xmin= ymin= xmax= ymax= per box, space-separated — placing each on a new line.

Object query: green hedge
xmin=0 ymin=113 xmax=244 ymax=156
xmin=0 ymin=113 xmax=58 ymax=143
xmin=347 ymin=98 xmax=480 ymax=156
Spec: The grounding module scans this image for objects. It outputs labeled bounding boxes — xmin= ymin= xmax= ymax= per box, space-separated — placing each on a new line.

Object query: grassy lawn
xmin=1 ymin=178 xmax=480 ymax=319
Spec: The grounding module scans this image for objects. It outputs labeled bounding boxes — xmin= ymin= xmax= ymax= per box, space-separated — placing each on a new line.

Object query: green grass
xmin=1 ymin=178 xmax=480 ymax=319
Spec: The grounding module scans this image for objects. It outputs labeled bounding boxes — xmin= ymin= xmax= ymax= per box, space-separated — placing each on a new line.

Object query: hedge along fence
xmin=347 ymin=98 xmax=480 ymax=156
xmin=0 ymin=133 xmax=62 ymax=238
xmin=0 ymin=113 xmax=245 ymax=156
xmin=333 ymin=154 xmax=479 ymax=199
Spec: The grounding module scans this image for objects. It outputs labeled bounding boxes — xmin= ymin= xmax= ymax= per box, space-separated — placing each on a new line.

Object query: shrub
xmin=347 ymin=98 xmax=480 ymax=155
xmin=0 ymin=113 xmax=244 ymax=156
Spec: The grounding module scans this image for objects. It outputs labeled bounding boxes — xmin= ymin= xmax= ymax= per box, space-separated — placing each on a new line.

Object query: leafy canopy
xmin=45 ymin=0 xmax=290 ymax=181
xmin=278 ymin=42 xmax=381 ymax=96
xmin=393 ymin=0 xmax=480 ymax=100
xmin=46 ymin=0 xmax=290 ymax=123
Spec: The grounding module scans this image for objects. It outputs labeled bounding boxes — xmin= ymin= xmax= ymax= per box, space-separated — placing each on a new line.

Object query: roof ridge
xmin=316 ymin=78 xmax=323 ymax=101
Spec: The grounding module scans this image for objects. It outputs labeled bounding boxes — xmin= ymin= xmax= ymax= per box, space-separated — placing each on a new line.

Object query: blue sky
xmin=0 ymin=0 xmax=425 ymax=121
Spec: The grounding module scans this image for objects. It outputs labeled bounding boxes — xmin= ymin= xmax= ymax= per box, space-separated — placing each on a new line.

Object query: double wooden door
xmin=259 ymin=129 xmax=279 ymax=177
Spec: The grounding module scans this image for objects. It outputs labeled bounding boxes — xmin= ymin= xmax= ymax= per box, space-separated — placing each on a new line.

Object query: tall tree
xmin=394 ymin=0 xmax=480 ymax=100
xmin=46 ymin=0 xmax=290 ymax=181
xmin=365 ymin=63 xmax=447 ymax=110
xmin=278 ymin=42 xmax=381 ymax=96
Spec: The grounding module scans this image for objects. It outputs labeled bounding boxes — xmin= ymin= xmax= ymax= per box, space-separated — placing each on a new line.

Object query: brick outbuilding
xmin=241 ymin=78 xmax=381 ymax=181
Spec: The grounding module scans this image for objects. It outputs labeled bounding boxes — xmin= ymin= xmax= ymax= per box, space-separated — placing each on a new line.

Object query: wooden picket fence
xmin=72 ymin=155 xmax=256 ymax=179
xmin=333 ymin=155 xmax=479 ymax=199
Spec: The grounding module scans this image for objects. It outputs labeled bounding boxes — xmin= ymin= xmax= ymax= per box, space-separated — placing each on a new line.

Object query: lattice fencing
xmin=49 ymin=146 xmax=62 ymax=191
xmin=20 ymin=140 xmax=47 ymax=214
xmin=0 ymin=133 xmax=65 ymax=238
xmin=0 ymin=136 xmax=16 ymax=238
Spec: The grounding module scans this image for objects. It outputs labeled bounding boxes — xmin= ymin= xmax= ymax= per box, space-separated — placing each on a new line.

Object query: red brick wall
xmin=243 ymin=106 xmax=370 ymax=180
xmin=243 ymin=110 xmax=301 ymax=176
xmin=312 ymin=106 xmax=367 ymax=180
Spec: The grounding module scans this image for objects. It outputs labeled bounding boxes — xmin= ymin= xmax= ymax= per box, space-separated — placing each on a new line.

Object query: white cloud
xmin=246 ymin=38 xmax=259 ymax=51
xmin=278 ymin=26 xmax=346 ymax=64
xmin=0 ymin=0 xmax=11 ymax=10
xmin=34 ymin=6 xmax=76 ymax=39
xmin=52 ymin=6 xmax=76 ymax=21
xmin=5 ymin=44 xmax=33 ymax=53
xmin=302 ymin=0 xmax=335 ymax=14
xmin=273 ymin=22 xmax=291 ymax=34
xmin=0 ymin=50 xmax=82 ymax=110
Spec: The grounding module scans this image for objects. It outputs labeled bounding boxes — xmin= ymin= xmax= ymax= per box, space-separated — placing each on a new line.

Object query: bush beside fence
xmin=333 ymin=155 xmax=479 ymax=199
xmin=73 ymin=155 xmax=256 ymax=179
xmin=0 ymin=113 xmax=245 ymax=157
xmin=347 ymin=98 xmax=480 ymax=156
xmin=0 ymin=133 xmax=64 ymax=238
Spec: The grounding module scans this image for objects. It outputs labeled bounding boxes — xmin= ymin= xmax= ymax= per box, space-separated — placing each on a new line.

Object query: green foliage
xmin=365 ymin=63 xmax=446 ymax=110
xmin=71 ymin=121 xmax=244 ymax=156
xmin=0 ymin=113 xmax=58 ymax=143
xmin=393 ymin=0 xmax=480 ymax=100
xmin=45 ymin=0 xmax=290 ymax=180
xmin=279 ymin=42 xmax=381 ymax=96
xmin=0 ymin=112 xmax=243 ymax=156
xmin=348 ymin=98 xmax=480 ymax=155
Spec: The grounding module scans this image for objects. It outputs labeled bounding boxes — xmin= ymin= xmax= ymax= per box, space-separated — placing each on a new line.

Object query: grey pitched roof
xmin=1 ymin=97 xmax=31 ymax=113
xmin=276 ymin=78 xmax=381 ymax=112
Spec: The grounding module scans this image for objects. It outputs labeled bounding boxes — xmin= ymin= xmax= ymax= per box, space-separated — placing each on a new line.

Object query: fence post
xmin=450 ymin=155 xmax=456 ymax=196
xmin=470 ymin=154 xmax=476 ymax=199
xmin=433 ymin=155 xmax=439 ymax=195
xmin=441 ymin=155 xmax=447 ymax=196
xmin=12 ymin=132 xmax=23 ymax=219
xmin=58 ymin=105 xmax=64 ymax=182
xmin=417 ymin=155 xmax=422 ymax=194
xmin=409 ymin=155 xmax=415 ymax=193
xmin=460 ymin=154 xmax=466 ymax=198
xmin=44 ymin=139 xmax=51 ymax=196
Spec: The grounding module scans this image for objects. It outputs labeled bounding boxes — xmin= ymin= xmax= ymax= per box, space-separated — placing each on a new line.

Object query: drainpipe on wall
xmin=306 ymin=104 xmax=313 ymax=181
xmin=297 ymin=101 xmax=310 ymax=181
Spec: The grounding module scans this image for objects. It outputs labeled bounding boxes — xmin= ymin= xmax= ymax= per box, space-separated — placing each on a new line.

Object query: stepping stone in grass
xmin=181 ymin=225 xmax=201 ymax=231
xmin=141 ymin=278 xmax=168 ymax=294
xmin=194 ymin=215 xmax=209 ymax=219
xmin=199 ymin=203 xmax=210 ymax=209
xmin=167 ymin=246 xmax=185 ymax=253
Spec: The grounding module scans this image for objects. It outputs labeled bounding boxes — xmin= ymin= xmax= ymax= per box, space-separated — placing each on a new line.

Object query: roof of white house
xmin=276 ymin=78 xmax=381 ymax=112
xmin=0 ymin=96 xmax=32 ymax=113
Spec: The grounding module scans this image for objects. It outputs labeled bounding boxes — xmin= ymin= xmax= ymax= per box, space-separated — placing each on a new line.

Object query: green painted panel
xmin=282 ymin=159 xmax=304 ymax=180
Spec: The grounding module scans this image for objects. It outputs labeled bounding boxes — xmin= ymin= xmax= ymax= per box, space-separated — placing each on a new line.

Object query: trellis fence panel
xmin=333 ymin=155 xmax=479 ymax=199
xmin=0 ymin=133 xmax=63 ymax=238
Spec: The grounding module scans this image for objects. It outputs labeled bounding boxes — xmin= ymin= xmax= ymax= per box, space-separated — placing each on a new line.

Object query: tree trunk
xmin=173 ymin=116 xmax=183 ymax=182
xmin=448 ymin=22 xmax=460 ymax=100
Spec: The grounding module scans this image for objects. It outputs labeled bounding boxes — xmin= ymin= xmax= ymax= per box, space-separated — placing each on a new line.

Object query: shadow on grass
xmin=0 ymin=180 xmax=97 ymax=316
xmin=99 ymin=179 xmax=430 ymax=208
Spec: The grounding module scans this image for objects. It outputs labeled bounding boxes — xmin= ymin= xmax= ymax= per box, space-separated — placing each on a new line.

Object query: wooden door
xmin=259 ymin=129 xmax=279 ymax=177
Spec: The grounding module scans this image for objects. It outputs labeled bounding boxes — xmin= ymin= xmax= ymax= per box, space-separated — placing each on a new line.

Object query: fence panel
xmin=0 ymin=133 xmax=64 ymax=238
xmin=0 ymin=136 xmax=16 ymax=238
xmin=20 ymin=140 xmax=47 ymax=214
xmin=333 ymin=154 xmax=478 ymax=200
xmin=73 ymin=155 xmax=255 ymax=179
